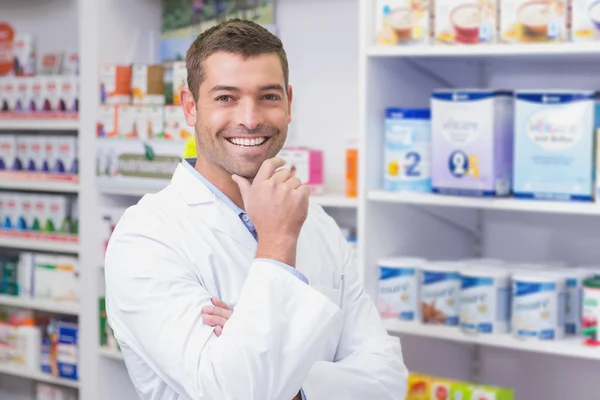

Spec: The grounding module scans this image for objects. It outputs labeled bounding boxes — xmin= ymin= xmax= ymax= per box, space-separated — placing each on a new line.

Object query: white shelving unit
xmin=98 ymin=347 xmax=124 ymax=361
xmin=0 ymin=116 xmax=79 ymax=131
xmin=359 ymin=1 xmax=600 ymax=399
xmin=0 ymin=177 xmax=79 ymax=193
xmin=0 ymin=231 xmax=79 ymax=254
xmin=0 ymin=295 xmax=79 ymax=315
xmin=0 ymin=364 xmax=79 ymax=389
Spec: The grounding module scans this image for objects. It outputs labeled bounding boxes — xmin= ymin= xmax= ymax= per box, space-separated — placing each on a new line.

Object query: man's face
xmin=184 ymin=52 xmax=292 ymax=180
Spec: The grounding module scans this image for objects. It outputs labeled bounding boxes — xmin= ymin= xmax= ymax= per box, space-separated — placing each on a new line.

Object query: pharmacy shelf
xmin=384 ymin=320 xmax=600 ymax=361
xmin=312 ymin=194 xmax=358 ymax=208
xmin=0 ymin=113 xmax=79 ymax=131
xmin=0 ymin=294 xmax=79 ymax=315
xmin=367 ymin=42 xmax=600 ymax=59
xmin=0 ymin=363 xmax=79 ymax=388
xmin=98 ymin=347 xmax=124 ymax=361
xmin=368 ymin=190 xmax=600 ymax=216
xmin=0 ymin=230 xmax=79 ymax=253
xmin=0 ymin=172 xmax=79 ymax=193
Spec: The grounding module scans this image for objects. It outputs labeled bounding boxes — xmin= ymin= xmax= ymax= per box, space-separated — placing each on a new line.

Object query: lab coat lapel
xmin=171 ymin=163 xmax=257 ymax=255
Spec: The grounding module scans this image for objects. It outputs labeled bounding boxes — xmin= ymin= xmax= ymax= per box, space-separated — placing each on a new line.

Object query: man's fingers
xmin=284 ymin=176 xmax=303 ymax=189
xmin=254 ymin=157 xmax=286 ymax=182
xmin=211 ymin=297 xmax=231 ymax=311
xmin=202 ymin=313 xmax=228 ymax=327
xmin=202 ymin=305 xmax=233 ymax=319
xmin=214 ymin=326 xmax=223 ymax=337
xmin=232 ymin=174 xmax=251 ymax=200
xmin=271 ymin=167 xmax=292 ymax=183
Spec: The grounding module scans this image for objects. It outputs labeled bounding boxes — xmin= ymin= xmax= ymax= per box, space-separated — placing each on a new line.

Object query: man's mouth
xmin=226 ymin=137 xmax=268 ymax=148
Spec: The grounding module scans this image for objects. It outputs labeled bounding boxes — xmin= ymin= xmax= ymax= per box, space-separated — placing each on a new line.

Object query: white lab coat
xmin=104 ymin=162 xmax=408 ymax=400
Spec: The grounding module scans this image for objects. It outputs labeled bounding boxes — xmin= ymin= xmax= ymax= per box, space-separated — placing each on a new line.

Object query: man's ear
xmin=181 ymin=88 xmax=197 ymax=127
xmin=287 ymin=84 xmax=293 ymax=124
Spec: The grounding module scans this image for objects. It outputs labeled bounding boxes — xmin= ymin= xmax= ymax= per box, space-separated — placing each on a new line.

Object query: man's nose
xmin=235 ymin=99 xmax=263 ymax=131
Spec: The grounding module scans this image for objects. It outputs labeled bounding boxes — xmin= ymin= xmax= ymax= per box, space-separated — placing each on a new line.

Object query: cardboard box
xmin=164 ymin=105 xmax=192 ymax=139
xmin=97 ymin=105 xmax=118 ymax=138
xmin=100 ymin=65 xmax=132 ymax=105
xmin=132 ymin=64 xmax=165 ymax=105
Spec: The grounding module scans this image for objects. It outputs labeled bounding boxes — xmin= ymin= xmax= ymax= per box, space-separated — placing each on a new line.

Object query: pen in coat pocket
xmin=339 ymin=272 xmax=345 ymax=309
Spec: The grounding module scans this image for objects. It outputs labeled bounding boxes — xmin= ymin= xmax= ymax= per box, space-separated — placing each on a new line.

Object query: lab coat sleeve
xmin=104 ymin=208 xmax=343 ymax=400
xmin=301 ymin=223 xmax=409 ymax=400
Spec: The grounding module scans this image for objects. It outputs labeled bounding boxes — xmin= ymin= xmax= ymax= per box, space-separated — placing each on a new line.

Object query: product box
xmin=513 ymin=91 xmax=595 ymax=201
xmin=34 ymin=254 xmax=79 ymax=302
xmin=406 ymin=373 xmax=433 ymax=400
xmin=117 ymin=105 xmax=142 ymax=139
xmin=52 ymin=136 xmax=78 ymax=175
xmin=164 ymin=105 xmax=193 ymax=139
xmin=572 ymin=0 xmax=600 ymax=41
xmin=346 ymin=138 xmax=358 ymax=198
xmin=500 ymin=0 xmax=568 ymax=43
xmin=97 ymin=105 xmax=118 ymax=138
xmin=172 ymin=61 xmax=188 ymax=105
xmin=2 ymin=193 xmax=18 ymax=230
xmin=145 ymin=105 xmax=166 ymax=139
xmin=45 ymin=195 xmax=70 ymax=234
xmin=43 ymin=137 xmax=56 ymax=173
xmin=43 ymin=76 xmax=61 ymax=112
xmin=595 ymin=101 xmax=600 ymax=202
xmin=0 ymin=134 xmax=16 ymax=170
xmin=435 ymin=0 xmax=498 ymax=43
xmin=15 ymin=77 xmax=32 ymax=112
xmin=59 ymin=76 xmax=78 ymax=113
xmin=18 ymin=194 xmax=34 ymax=231
xmin=384 ymin=108 xmax=432 ymax=193
xmin=132 ymin=64 xmax=165 ymax=105
xmin=1 ymin=78 xmax=17 ymax=112
xmin=30 ymin=78 xmax=45 ymax=113
xmin=55 ymin=321 xmax=79 ymax=381
xmin=100 ymin=65 xmax=132 ymax=105
xmin=32 ymin=195 xmax=47 ymax=232
xmin=277 ymin=147 xmax=324 ymax=195
xmin=431 ymin=89 xmax=514 ymax=196
xmin=12 ymin=34 xmax=36 ymax=76
xmin=375 ymin=0 xmax=432 ymax=45
xmin=15 ymin=135 xmax=29 ymax=171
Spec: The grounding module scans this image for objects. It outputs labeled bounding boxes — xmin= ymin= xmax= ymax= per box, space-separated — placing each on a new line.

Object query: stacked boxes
xmin=0 ymin=134 xmax=77 ymax=174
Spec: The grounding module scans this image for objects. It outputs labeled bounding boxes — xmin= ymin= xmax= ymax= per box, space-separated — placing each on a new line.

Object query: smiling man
xmin=104 ymin=19 xmax=408 ymax=400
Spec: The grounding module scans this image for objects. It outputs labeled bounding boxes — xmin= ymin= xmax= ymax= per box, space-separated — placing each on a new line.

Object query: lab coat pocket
xmin=311 ymin=285 xmax=342 ymax=309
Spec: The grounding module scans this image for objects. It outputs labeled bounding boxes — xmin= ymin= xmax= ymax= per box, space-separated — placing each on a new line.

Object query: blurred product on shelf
xmin=384 ymin=108 xmax=431 ymax=193
xmin=345 ymin=138 xmax=358 ymax=198
xmin=513 ymin=91 xmax=595 ymax=202
xmin=101 ymin=206 xmax=126 ymax=252
xmin=0 ymin=134 xmax=78 ymax=176
xmin=406 ymin=372 xmax=514 ymax=400
xmin=36 ymin=383 xmax=77 ymax=400
xmin=277 ymin=147 xmax=324 ymax=195
xmin=572 ymin=0 xmax=600 ymax=42
xmin=435 ymin=0 xmax=498 ymax=44
xmin=375 ymin=0 xmax=432 ymax=45
xmin=377 ymin=257 xmax=600 ymax=345
xmin=0 ymin=252 xmax=79 ymax=302
xmin=582 ymin=277 xmax=600 ymax=345
xmin=18 ymin=252 xmax=80 ymax=303
xmin=40 ymin=317 xmax=79 ymax=381
xmin=382 ymin=90 xmax=600 ymax=204
xmin=374 ymin=0 xmax=593 ymax=45
xmin=431 ymin=89 xmax=513 ymax=197
xmin=0 ymin=25 xmax=79 ymax=118
xmin=0 ymin=310 xmax=78 ymax=381
xmin=0 ymin=192 xmax=78 ymax=235
xmin=99 ymin=297 xmax=119 ymax=352
xmin=98 ymin=63 xmax=191 ymax=140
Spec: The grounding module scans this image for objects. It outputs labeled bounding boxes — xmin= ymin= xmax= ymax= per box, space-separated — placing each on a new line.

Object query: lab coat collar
xmin=171 ymin=162 xmax=258 ymax=253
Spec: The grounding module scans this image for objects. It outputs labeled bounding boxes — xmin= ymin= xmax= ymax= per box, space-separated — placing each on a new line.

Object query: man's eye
xmin=263 ymin=94 xmax=280 ymax=101
xmin=216 ymin=95 xmax=233 ymax=102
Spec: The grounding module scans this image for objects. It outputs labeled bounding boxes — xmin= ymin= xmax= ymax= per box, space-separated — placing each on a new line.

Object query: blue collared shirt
xmin=183 ymin=159 xmax=308 ymax=399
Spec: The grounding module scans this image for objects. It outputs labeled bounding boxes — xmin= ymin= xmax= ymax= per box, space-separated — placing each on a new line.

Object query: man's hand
xmin=232 ymin=157 xmax=310 ymax=267
xmin=202 ymin=297 xmax=232 ymax=337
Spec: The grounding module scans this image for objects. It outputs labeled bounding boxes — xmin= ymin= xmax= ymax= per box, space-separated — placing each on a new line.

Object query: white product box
xmin=15 ymin=135 xmax=29 ymax=172
xmin=27 ymin=136 xmax=44 ymax=172
xmin=132 ymin=64 xmax=165 ymax=105
xmin=145 ymin=105 xmax=166 ymax=139
xmin=43 ymin=137 xmax=56 ymax=173
xmin=30 ymin=78 xmax=45 ymax=113
xmin=18 ymin=194 xmax=35 ymax=230
xmin=277 ymin=147 xmax=324 ymax=195
xmin=117 ymin=105 xmax=141 ymax=139
xmin=435 ymin=0 xmax=498 ymax=44
xmin=45 ymin=195 xmax=70 ymax=234
xmin=500 ymin=0 xmax=568 ymax=43
xmin=375 ymin=0 xmax=432 ymax=45
xmin=1 ymin=78 xmax=17 ymax=112
xmin=52 ymin=136 xmax=78 ymax=174
xmin=17 ymin=252 xmax=34 ymax=298
xmin=43 ymin=77 xmax=61 ymax=112
xmin=97 ymin=105 xmax=118 ymax=138
xmin=513 ymin=91 xmax=595 ymax=201
xmin=59 ymin=76 xmax=79 ymax=113
xmin=172 ymin=61 xmax=188 ymax=105
xmin=15 ymin=77 xmax=32 ymax=113
xmin=572 ymin=0 xmax=600 ymax=41
xmin=164 ymin=105 xmax=192 ymax=140
xmin=12 ymin=34 xmax=36 ymax=76
xmin=3 ymin=193 xmax=19 ymax=230
xmin=0 ymin=134 xmax=17 ymax=171
xmin=32 ymin=195 xmax=48 ymax=232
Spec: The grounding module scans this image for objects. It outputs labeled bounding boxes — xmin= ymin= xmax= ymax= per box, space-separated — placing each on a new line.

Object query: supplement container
xmin=460 ymin=266 xmax=511 ymax=334
xmin=420 ymin=261 xmax=461 ymax=326
xmin=377 ymin=257 xmax=424 ymax=321
xmin=582 ymin=277 xmax=600 ymax=346
xmin=553 ymin=268 xmax=595 ymax=335
xmin=511 ymin=271 xmax=566 ymax=340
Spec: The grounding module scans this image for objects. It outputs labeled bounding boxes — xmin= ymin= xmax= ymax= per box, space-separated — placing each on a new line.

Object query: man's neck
xmin=194 ymin=157 xmax=245 ymax=210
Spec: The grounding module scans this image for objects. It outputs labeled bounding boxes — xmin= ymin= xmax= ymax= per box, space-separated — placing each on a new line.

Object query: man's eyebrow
xmin=209 ymin=85 xmax=240 ymax=93
xmin=259 ymin=84 xmax=284 ymax=93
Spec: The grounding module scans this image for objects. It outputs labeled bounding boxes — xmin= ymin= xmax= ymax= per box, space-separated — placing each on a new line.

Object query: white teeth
xmin=228 ymin=137 xmax=267 ymax=147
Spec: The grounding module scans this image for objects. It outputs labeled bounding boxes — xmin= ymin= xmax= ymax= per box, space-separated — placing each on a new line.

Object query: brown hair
xmin=186 ymin=19 xmax=289 ymax=101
